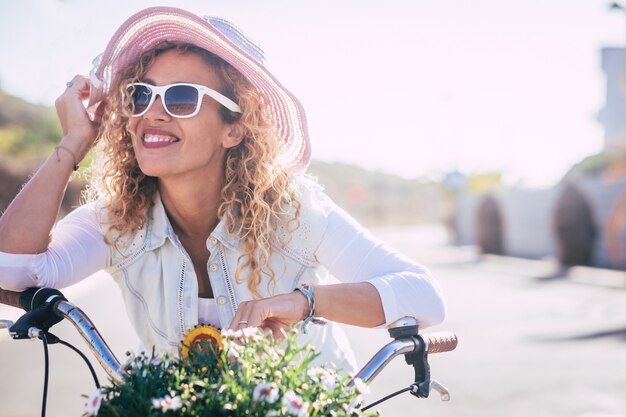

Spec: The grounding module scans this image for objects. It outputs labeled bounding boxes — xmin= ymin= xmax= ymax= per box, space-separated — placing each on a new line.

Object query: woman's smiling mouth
xmin=142 ymin=130 xmax=180 ymax=148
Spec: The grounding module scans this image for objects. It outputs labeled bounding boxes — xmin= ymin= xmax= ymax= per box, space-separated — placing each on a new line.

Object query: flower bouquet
xmin=84 ymin=327 xmax=378 ymax=417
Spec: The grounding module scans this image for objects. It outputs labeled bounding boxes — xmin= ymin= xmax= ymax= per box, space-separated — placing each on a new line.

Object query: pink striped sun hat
xmin=88 ymin=6 xmax=310 ymax=174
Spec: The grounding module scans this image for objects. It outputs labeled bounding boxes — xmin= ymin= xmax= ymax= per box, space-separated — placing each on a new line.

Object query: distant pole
xmin=610 ymin=2 xmax=626 ymax=44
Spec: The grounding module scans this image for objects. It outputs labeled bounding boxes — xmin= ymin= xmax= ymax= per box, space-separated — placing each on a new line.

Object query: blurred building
xmin=453 ymin=44 xmax=626 ymax=271
xmin=598 ymin=47 xmax=626 ymax=150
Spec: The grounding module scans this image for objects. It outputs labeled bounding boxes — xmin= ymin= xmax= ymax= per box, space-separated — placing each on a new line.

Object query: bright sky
xmin=0 ymin=0 xmax=624 ymax=188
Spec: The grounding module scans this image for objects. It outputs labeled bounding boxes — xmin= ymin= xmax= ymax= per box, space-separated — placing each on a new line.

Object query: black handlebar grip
xmin=9 ymin=288 xmax=67 ymax=338
xmin=19 ymin=288 xmax=65 ymax=312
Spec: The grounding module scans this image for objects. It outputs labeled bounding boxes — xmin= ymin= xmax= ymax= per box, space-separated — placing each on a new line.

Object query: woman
xmin=0 ymin=7 xmax=444 ymax=373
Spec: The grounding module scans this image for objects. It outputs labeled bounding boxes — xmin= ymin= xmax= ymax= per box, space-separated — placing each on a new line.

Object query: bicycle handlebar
xmin=1 ymin=288 xmax=457 ymax=395
xmin=54 ymin=300 xmax=126 ymax=383
xmin=350 ymin=325 xmax=457 ymax=397
xmin=0 ymin=287 xmax=126 ymax=382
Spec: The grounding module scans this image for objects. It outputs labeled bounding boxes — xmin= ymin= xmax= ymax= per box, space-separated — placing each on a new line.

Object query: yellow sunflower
xmin=180 ymin=325 xmax=223 ymax=358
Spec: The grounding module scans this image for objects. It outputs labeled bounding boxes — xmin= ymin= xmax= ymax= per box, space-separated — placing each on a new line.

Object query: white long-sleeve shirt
xmin=0 ymin=180 xmax=445 ymax=372
xmin=0 ymin=190 xmax=445 ymax=326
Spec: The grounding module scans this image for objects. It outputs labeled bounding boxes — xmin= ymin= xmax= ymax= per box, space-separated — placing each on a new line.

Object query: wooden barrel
xmin=573 ymin=178 xmax=626 ymax=269
xmin=604 ymin=183 xmax=626 ymax=269
xmin=553 ymin=183 xmax=596 ymax=266
xmin=476 ymin=195 xmax=504 ymax=255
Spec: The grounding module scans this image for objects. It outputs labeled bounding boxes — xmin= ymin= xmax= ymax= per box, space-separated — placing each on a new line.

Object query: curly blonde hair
xmin=89 ymin=42 xmax=300 ymax=298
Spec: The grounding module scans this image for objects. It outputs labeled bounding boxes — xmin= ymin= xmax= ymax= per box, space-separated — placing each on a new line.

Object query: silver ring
xmin=66 ymin=81 xmax=73 ymax=88
xmin=238 ymin=320 xmax=248 ymax=325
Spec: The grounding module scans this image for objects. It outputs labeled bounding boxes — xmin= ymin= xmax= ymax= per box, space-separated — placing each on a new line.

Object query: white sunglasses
xmin=126 ymin=82 xmax=241 ymax=118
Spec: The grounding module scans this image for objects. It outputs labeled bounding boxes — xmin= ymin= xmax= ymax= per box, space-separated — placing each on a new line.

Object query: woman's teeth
xmin=143 ymin=134 xmax=178 ymax=143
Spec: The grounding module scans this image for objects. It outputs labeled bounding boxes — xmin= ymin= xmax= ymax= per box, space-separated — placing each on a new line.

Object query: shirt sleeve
xmin=313 ymin=189 xmax=446 ymax=329
xmin=0 ymin=202 xmax=111 ymax=291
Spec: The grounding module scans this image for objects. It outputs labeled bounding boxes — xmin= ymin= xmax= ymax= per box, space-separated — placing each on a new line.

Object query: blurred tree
xmin=308 ymin=160 xmax=445 ymax=226
xmin=0 ymin=90 xmax=62 ymax=158
xmin=563 ymin=151 xmax=622 ymax=181
xmin=466 ymin=172 xmax=502 ymax=195
xmin=0 ymin=89 xmax=82 ymax=215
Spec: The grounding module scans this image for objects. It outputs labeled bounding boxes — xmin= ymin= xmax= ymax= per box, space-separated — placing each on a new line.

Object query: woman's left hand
xmin=228 ymin=291 xmax=309 ymax=340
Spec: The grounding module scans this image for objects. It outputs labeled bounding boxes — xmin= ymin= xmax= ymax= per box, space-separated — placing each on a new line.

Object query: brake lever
xmin=429 ymin=379 xmax=450 ymax=401
xmin=408 ymin=379 xmax=450 ymax=401
xmin=387 ymin=317 xmax=452 ymax=401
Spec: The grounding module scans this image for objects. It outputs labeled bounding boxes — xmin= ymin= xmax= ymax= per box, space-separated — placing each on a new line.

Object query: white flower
xmin=84 ymin=388 xmax=103 ymax=416
xmin=282 ymin=390 xmax=308 ymax=417
xmin=306 ymin=367 xmax=324 ymax=379
xmin=226 ymin=343 xmax=244 ymax=360
xmin=222 ymin=327 xmax=263 ymax=342
xmin=121 ymin=352 xmax=134 ymax=369
xmin=152 ymin=395 xmax=182 ymax=412
xmin=122 ymin=351 xmax=152 ymax=372
xmin=348 ymin=395 xmax=363 ymax=413
xmin=267 ymin=348 xmax=280 ymax=361
xmin=320 ymin=373 xmax=337 ymax=392
xmin=265 ymin=411 xmax=279 ymax=417
xmin=352 ymin=377 xmax=371 ymax=395
xmin=307 ymin=367 xmax=336 ymax=392
xmin=241 ymin=326 xmax=263 ymax=340
xmin=252 ymin=382 xmax=279 ymax=403
xmin=221 ymin=329 xmax=240 ymax=339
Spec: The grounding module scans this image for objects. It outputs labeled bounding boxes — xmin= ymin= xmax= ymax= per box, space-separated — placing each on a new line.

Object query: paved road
xmin=350 ymin=225 xmax=626 ymax=417
xmin=1 ymin=224 xmax=625 ymax=417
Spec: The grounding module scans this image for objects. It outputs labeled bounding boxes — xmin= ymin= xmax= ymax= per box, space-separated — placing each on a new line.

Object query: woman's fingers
xmin=92 ymin=100 xmax=107 ymax=125
xmin=259 ymin=318 xmax=290 ymax=340
xmin=55 ymin=75 xmax=99 ymax=145
xmin=228 ymin=300 xmax=263 ymax=330
xmin=228 ymin=292 xmax=308 ymax=334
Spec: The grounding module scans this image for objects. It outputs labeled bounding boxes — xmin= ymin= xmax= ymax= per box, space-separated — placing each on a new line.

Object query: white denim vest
xmin=104 ymin=180 xmax=358 ymax=373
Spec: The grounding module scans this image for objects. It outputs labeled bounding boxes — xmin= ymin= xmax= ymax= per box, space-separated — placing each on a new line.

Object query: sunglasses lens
xmin=164 ymin=85 xmax=199 ymax=116
xmin=129 ymin=84 xmax=153 ymax=115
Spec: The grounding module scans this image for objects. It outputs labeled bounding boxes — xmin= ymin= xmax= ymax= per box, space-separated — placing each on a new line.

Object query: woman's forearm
xmin=0 ymin=76 xmax=100 ymax=254
xmin=0 ymin=136 xmax=85 ymax=254
xmin=0 ymin=288 xmax=22 ymax=308
xmin=314 ymin=282 xmax=385 ymax=328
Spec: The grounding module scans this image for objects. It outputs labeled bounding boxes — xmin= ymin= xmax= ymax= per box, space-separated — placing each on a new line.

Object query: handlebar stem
xmin=349 ymin=338 xmax=419 ymax=385
xmin=349 ymin=317 xmax=456 ymax=402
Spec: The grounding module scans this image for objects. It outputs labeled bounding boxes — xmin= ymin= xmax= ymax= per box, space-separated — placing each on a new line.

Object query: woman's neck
xmin=158 ymin=176 xmax=222 ymax=239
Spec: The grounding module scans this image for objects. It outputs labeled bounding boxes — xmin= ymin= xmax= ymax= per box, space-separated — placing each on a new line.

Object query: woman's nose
xmin=143 ymin=94 xmax=171 ymax=121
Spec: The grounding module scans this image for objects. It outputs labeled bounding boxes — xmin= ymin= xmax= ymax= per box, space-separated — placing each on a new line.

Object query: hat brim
xmin=89 ymin=6 xmax=310 ymax=173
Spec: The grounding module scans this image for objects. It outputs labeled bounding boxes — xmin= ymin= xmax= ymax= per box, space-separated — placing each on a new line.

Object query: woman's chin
xmin=136 ymin=163 xmax=168 ymax=179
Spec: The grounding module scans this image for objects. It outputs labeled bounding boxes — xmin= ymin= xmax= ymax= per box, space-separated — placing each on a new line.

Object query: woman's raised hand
xmin=228 ymin=291 xmax=309 ymax=340
xmin=54 ymin=75 xmax=103 ymax=155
